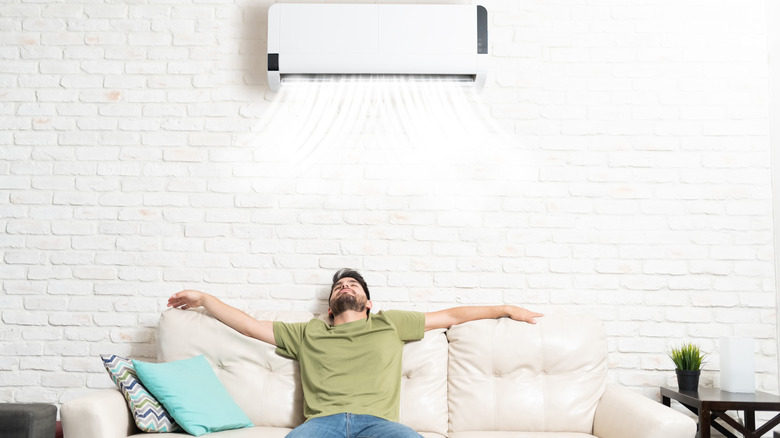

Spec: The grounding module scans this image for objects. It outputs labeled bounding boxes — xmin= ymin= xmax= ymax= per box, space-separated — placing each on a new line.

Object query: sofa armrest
xmin=61 ymin=389 xmax=138 ymax=438
xmin=593 ymin=385 xmax=696 ymax=438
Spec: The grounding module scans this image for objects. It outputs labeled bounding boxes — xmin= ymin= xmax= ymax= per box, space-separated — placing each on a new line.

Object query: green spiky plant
xmin=668 ymin=342 xmax=708 ymax=371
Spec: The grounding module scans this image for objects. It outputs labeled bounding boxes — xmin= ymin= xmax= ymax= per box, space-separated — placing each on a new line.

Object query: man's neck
xmin=332 ymin=310 xmax=368 ymax=326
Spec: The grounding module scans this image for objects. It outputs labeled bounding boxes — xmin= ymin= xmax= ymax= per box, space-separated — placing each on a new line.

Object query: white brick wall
xmin=0 ymin=0 xmax=776 ymax=428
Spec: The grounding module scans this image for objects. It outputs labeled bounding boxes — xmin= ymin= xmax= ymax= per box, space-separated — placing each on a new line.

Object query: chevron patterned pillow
xmin=100 ymin=354 xmax=181 ymax=433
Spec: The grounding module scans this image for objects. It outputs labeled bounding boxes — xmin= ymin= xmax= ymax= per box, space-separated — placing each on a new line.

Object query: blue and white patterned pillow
xmin=100 ymin=354 xmax=181 ymax=433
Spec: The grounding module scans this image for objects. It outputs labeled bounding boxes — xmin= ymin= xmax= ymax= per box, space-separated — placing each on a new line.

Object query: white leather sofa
xmin=61 ymin=309 xmax=695 ymax=438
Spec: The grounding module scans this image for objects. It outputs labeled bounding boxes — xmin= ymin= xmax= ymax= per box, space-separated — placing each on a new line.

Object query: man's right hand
xmin=165 ymin=290 xmax=277 ymax=346
xmin=167 ymin=290 xmax=209 ymax=310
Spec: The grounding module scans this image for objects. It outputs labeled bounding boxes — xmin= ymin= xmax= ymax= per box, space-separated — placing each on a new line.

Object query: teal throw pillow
xmin=132 ymin=355 xmax=253 ymax=437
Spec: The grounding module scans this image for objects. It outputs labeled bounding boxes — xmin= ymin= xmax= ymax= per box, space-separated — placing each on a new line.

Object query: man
xmin=167 ymin=268 xmax=543 ymax=438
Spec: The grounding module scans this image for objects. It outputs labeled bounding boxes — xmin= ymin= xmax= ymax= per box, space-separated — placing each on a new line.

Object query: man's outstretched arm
xmin=423 ymin=305 xmax=543 ymax=331
xmin=167 ymin=290 xmax=276 ymax=346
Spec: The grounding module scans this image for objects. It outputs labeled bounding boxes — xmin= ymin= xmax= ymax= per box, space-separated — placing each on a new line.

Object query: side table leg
xmin=700 ymin=409 xmax=711 ymax=438
xmin=745 ymin=409 xmax=755 ymax=432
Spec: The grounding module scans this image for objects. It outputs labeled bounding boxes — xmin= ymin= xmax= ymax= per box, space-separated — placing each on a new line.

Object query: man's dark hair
xmin=330 ymin=268 xmax=371 ymax=317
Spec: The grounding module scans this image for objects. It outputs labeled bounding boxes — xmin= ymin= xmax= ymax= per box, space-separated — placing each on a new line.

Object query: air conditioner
xmin=267 ymin=3 xmax=488 ymax=91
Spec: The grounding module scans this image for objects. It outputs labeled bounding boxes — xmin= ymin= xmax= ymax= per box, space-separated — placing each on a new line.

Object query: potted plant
xmin=668 ymin=342 xmax=707 ymax=391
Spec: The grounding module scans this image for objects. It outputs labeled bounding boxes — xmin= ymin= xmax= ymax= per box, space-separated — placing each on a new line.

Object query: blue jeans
xmin=285 ymin=413 xmax=423 ymax=438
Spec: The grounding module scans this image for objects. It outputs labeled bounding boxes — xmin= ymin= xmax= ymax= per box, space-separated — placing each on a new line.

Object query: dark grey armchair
xmin=0 ymin=404 xmax=57 ymax=438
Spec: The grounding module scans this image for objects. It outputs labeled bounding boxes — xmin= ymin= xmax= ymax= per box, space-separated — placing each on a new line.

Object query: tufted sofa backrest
xmin=157 ymin=309 xmax=606 ymax=435
xmin=446 ymin=313 xmax=607 ymax=434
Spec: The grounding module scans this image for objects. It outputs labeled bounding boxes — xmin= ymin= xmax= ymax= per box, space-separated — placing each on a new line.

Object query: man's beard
xmin=330 ymin=293 xmax=367 ymax=317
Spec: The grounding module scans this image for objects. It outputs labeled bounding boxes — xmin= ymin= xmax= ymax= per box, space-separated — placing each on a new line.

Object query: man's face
xmin=329 ymin=277 xmax=369 ymax=317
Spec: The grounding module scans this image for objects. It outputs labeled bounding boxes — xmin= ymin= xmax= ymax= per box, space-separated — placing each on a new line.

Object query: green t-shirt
xmin=273 ymin=310 xmax=425 ymax=422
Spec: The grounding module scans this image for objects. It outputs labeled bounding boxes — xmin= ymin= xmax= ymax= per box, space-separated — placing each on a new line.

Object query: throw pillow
xmin=100 ymin=354 xmax=180 ymax=433
xmin=132 ymin=355 xmax=254 ymax=437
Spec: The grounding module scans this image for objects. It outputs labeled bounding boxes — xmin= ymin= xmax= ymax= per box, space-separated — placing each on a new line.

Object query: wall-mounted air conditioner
xmin=267 ymin=3 xmax=488 ymax=91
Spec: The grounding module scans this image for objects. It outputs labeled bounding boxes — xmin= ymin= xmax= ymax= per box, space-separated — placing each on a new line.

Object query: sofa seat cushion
xmin=130 ymin=426 xmax=292 ymax=438
xmin=128 ymin=426 xmax=448 ymax=438
xmin=450 ymin=433 xmax=595 ymax=438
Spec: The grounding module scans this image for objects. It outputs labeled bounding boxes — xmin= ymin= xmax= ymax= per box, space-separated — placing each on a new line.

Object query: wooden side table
xmin=661 ymin=386 xmax=780 ymax=438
